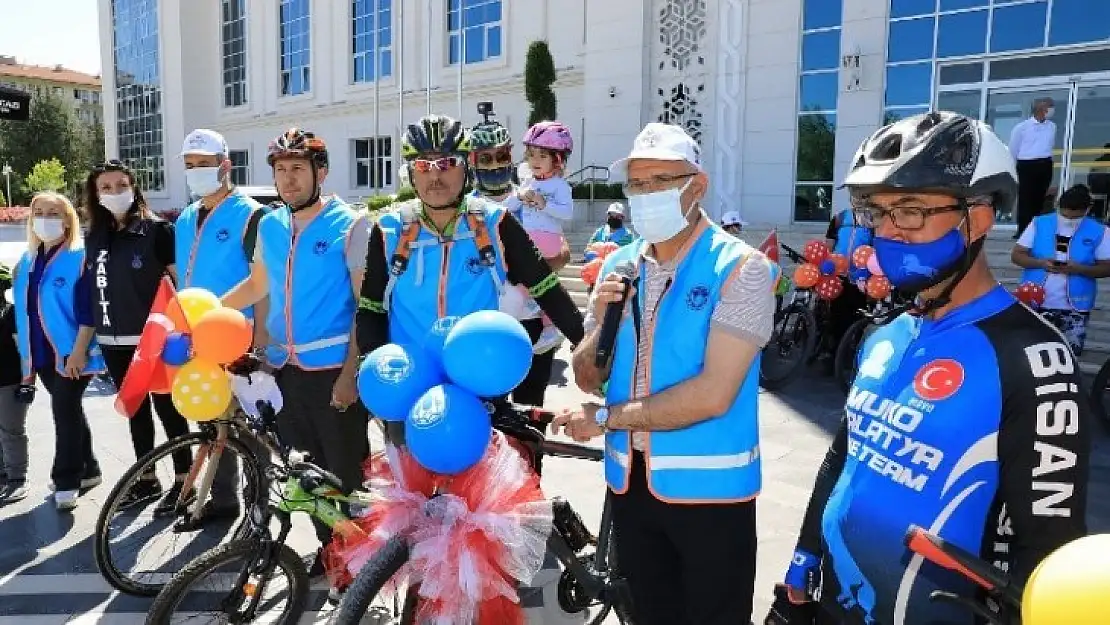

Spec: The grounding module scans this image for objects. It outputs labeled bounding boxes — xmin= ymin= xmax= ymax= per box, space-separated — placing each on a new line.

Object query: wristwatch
xmin=594 ymin=407 xmax=610 ymax=432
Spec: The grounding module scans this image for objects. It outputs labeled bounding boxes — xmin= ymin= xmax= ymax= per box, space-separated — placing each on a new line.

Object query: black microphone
xmin=594 ymin=261 xmax=637 ymax=368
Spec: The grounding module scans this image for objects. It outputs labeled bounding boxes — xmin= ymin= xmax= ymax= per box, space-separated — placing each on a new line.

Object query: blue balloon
xmin=422 ymin=316 xmax=461 ymax=374
xmin=583 ymin=250 xmax=599 ymax=262
xmin=819 ymin=259 xmax=836 ymax=276
xmin=358 ymin=343 xmax=442 ymax=421
xmin=163 ymin=333 xmax=192 ymax=366
xmin=406 ymin=384 xmax=492 ymax=475
xmin=442 ymin=310 xmax=533 ymax=397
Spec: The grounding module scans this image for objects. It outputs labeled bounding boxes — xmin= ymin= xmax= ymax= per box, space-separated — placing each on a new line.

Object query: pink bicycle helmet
xmin=522 ymin=120 xmax=574 ymax=155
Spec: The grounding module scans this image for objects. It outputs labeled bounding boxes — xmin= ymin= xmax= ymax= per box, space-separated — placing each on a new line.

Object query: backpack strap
xmin=465 ymin=200 xmax=506 ymax=294
xmin=383 ymin=204 xmax=423 ymax=312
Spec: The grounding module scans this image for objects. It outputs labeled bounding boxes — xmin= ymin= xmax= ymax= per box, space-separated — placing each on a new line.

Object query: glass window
xmin=989 ymin=48 xmax=1110 ymax=81
xmin=938 ymin=62 xmax=983 ymax=85
xmin=885 ymin=62 xmax=932 ymax=107
xmin=279 ymin=0 xmax=311 ymax=96
xmin=352 ymin=0 xmax=392 ymax=83
xmin=938 ymin=0 xmax=984 ymax=10
xmin=936 ymin=9 xmax=987 ymax=58
xmin=221 ymin=0 xmax=247 ymax=107
xmin=112 ymin=0 xmax=165 ymax=191
xmin=991 ymin=1 xmax=1047 ymax=52
xmin=803 ymin=0 xmax=842 ymax=30
xmin=884 ymin=106 xmax=930 ymax=124
xmin=936 ymin=90 xmax=981 ymax=118
xmin=796 ymin=113 xmax=836 ymax=182
xmin=794 ymin=183 xmax=835 ymax=223
xmin=447 ymin=0 xmax=502 ymax=65
xmin=352 ymin=137 xmax=394 ymax=189
xmin=887 ymin=17 xmax=935 ymax=63
xmin=891 ymin=0 xmax=935 ymax=18
xmin=229 ymin=150 xmax=250 ymax=185
xmin=1048 ymin=0 xmax=1110 ymax=47
xmin=802 ymin=30 xmax=840 ymax=72
xmin=799 ymin=73 xmax=839 ymax=112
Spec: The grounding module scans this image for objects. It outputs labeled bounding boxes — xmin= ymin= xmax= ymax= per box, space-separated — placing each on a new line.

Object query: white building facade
xmin=98 ymin=0 xmax=1110 ymax=229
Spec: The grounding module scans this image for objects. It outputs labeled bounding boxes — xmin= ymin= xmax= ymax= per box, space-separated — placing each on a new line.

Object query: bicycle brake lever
xmin=929 ymin=591 xmax=1005 ymax=625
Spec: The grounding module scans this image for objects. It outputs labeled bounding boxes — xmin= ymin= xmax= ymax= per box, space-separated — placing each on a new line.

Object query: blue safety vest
xmin=258 ymin=197 xmax=359 ymax=369
xmin=602 ymin=220 xmax=777 ymax=502
xmin=1021 ymin=212 xmax=1104 ymax=312
xmin=379 ymin=197 xmax=509 ymax=349
xmin=833 ymin=209 xmax=873 ymax=282
xmin=175 ymin=191 xmax=260 ymax=319
xmin=13 ymin=246 xmax=105 ymax=380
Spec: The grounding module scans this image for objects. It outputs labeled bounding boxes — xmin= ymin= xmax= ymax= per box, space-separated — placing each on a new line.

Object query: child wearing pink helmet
xmin=505 ymin=120 xmax=574 ymax=353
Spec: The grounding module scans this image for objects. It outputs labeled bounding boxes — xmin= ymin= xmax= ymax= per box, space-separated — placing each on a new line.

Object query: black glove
xmin=14 ymin=384 xmax=35 ymax=404
xmin=765 ymin=584 xmax=820 ymax=625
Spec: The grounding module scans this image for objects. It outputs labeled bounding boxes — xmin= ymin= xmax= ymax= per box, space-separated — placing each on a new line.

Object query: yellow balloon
xmin=173 ymin=288 xmax=222 ymax=330
xmin=171 ymin=359 xmax=233 ymax=422
xmin=1022 ymin=533 xmax=1110 ymax=625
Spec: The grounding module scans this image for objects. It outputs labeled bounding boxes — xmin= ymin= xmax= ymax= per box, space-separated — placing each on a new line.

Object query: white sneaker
xmin=47 ymin=475 xmax=102 ymax=492
xmin=55 ymin=490 xmax=78 ymax=511
xmin=533 ymin=325 xmax=564 ymax=355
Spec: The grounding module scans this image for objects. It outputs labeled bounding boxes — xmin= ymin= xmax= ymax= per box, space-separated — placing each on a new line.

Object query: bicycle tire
xmin=94 ymin=431 xmax=264 ymax=597
xmin=1089 ymin=359 xmax=1110 ymax=435
xmin=760 ymin=302 xmax=818 ymax=391
xmin=145 ymin=539 xmax=308 ymax=624
xmin=834 ymin=318 xmax=872 ymax=394
xmin=332 ymin=536 xmax=416 ymax=625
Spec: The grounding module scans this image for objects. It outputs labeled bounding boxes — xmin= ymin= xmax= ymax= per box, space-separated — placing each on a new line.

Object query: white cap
xmin=721 ymin=210 xmax=746 ymax=227
xmin=610 ymin=122 xmax=702 ymax=179
xmin=180 ymin=129 xmax=229 ymax=157
xmin=607 ymin=202 xmax=624 ymax=216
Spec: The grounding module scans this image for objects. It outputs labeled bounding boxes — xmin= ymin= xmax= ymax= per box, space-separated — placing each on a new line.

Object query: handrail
xmin=567 ymin=165 xmax=611 ymax=185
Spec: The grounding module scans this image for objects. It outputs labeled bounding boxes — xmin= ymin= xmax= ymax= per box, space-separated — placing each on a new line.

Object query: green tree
xmin=24 ymin=158 xmax=67 ymax=193
xmin=0 ymin=89 xmax=86 ymax=203
xmin=524 ymin=40 xmax=558 ymax=126
xmin=796 ymin=112 xmax=836 ymax=183
xmin=0 ymin=185 xmax=6 ymax=207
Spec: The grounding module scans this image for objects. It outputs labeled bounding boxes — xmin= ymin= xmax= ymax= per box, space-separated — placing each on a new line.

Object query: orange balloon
xmin=815 ymin=275 xmax=843 ymax=300
xmin=852 ymin=244 xmax=875 ymax=269
xmin=828 ymin=253 xmax=849 ymax=276
xmin=793 ymin=263 xmax=821 ymax=289
xmin=865 ymin=275 xmax=892 ymax=300
xmin=804 ymin=239 xmax=830 ymax=264
xmin=191 ymin=307 xmax=253 ymax=365
xmin=580 ymin=258 xmax=603 ymax=287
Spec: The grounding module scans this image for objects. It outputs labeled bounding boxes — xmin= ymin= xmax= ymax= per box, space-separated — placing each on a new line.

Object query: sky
xmin=0 ymin=0 xmax=102 ymax=75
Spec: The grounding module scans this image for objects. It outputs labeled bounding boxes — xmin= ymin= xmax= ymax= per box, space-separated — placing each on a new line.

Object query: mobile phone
xmin=1053 ymin=259 xmax=1066 ymax=266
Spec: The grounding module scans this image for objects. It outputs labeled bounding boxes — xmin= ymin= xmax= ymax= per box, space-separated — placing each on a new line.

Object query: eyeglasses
xmin=853 ymin=204 xmax=962 ymax=230
xmin=622 ymin=172 xmax=696 ymax=195
xmin=474 ymin=149 xmax=513 ymax=168
xmin=411 ymin=156 xmax=465 ymax=173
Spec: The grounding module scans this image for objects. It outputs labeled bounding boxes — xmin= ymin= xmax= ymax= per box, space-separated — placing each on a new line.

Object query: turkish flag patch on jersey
xmin=913 ymin=359 xmax=965 ymax=402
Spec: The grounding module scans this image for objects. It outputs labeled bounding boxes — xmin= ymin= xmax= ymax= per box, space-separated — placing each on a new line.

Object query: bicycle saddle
xmin=292 ymin=460 xmax=346 ymax=494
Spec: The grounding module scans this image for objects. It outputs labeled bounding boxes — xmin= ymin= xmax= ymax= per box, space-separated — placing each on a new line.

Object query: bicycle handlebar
xmin=904 ymin=525 xmax=1023 ymax=607
xmin=780 ymin=243 xmax=806 ymax=265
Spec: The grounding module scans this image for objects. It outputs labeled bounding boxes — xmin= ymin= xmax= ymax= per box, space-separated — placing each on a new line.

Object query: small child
xmin=504 ymin=120 xmax=575 ymax=354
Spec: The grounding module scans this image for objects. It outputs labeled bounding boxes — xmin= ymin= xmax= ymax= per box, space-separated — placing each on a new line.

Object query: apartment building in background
xmin=96 ymin=0 xmax=1110 ymax=229
xmin=0 ymin=56 xmax=103 ymax=126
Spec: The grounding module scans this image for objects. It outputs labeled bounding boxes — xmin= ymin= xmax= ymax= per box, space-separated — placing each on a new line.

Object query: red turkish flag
xmin=758 ymin=229 xmax=780 ymax=265
xmin=114 ymin=277 xmax=184 ymax=417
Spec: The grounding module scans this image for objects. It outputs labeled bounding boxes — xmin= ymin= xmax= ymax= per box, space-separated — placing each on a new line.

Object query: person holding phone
xmin=1011 ymin=184 xmax=1110 ymax=355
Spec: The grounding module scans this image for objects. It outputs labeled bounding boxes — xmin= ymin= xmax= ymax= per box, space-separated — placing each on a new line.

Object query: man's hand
xmin=1044 ymin=259 xmax=1064 ymax=273
xmin=331 ymin=369 xmax=359 ymax=412
xmin=591 ymin=272 xmax=636 ymax=323
xmin=764 ymin=584 xmax=819 ymax=624
xmin=64 ymin=352 xmax=87 ymax=378
xmin=551 ymin=402 xmax=606 ymax=442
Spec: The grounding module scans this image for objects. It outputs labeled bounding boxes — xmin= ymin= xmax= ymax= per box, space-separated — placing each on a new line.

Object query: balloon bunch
xmin=580 ymin=241 xmax=621 ymax=288
xmin=1014 ymin=281 xmax=1046 ymax=308
xmin=162 ymin=288 xmax=254 ymax=422
xmin=792 ymin=240 xmax=893 ymax=301
xmin=357 ymin=310 xmax=534 ymax=475
xmin=851 ymin=245 xmax=893 ymax=301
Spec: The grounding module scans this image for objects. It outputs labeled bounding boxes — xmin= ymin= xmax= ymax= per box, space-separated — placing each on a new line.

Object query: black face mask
xmin=607 ymin=217 xmax=624 ymax=229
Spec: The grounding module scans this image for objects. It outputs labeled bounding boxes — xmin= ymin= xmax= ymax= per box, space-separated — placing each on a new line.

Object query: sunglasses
xmin=411 ymin=156 xmax=465 ymax=173
xmin=93 ymin=159 xmax=128 ymax=172
xmin=474 ymin=150 xmax=513 ymax=167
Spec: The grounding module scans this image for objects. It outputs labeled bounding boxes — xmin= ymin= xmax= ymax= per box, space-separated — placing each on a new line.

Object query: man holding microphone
xmin=554 ymin=122 xmax=778 ymax=625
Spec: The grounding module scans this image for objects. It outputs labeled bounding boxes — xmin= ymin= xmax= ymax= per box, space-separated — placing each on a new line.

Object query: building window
xmin=222 ymin=0 xmax=248 ymax=107
xmin=352 ymin=137 xmax=393 ymax=190
xmin=279 ymin=0 xmax=311 ymax=96
xmin=112 ymin=0 xmax=165 ymax=192
xmin=352 ymin=0 xmax=392 ymax=83
xmin=794 ymin=0 xmax=841 ymax=223
xmin=447 ymin=0 xmax=502 ymax=65
xmin=229 ymin=150 xmax=250 ymax=185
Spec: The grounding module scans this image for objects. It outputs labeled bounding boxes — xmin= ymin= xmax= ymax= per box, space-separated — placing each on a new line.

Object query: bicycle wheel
xmin=94 ymin=431 xmax=264 ymax=596
xmin=1089 ymin=359 xmax=1110 ymax=435
xmin=333 ymin=536 xmax=419 ymax=625
xmin=834 ymin=318 xmax=872 ymax=394
xmin=760 ymin=301 xmax=818 ymax=391
xmin=145 ymin=539 xmax=308 ymax=624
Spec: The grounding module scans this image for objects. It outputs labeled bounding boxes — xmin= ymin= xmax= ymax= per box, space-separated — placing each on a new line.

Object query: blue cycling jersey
xmin=797 ymin=286 xmax=1089 ymax=625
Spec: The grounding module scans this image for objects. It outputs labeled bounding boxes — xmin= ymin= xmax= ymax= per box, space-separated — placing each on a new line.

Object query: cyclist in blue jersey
xmin=765 ymin=111 xmax=1091 ymax=625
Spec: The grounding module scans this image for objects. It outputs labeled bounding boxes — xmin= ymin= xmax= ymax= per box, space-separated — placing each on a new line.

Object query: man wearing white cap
xmin=555 ymin=122 xmax=778 ymax=624
xmin=721 ymin=210 xmax=746 ymax=236
xmin=586 ymin=202 xmax=635 ymax=249
xmin=174 ymin=128 xmax=267 ymax=527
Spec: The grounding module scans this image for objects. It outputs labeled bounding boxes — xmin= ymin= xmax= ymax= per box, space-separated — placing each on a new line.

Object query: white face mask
xmin=33 ymin=217 xmax=65 ymax=242
xmin=629 ymin=179 xmax=695 ymax=243
xmin=1045 ymin=107 xmax=1056 ymax=120
xmin=100 ymin=190 xmax=135 ymax=215
xmin=185 ymin=167 xmax=224 ymax=197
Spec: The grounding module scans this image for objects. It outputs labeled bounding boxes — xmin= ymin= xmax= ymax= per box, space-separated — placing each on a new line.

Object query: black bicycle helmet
xmin=266 ymin=128 xmax=329 ymax=169
xmin=401 ymin=115 xmax=472 ymax=160
xmin=842 ymin=111 xmax=1018 ymax=215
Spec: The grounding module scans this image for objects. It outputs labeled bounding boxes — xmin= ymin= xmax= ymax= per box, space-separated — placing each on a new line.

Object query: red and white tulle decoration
xmin=324 ymin=433 xmax=553 ymax=625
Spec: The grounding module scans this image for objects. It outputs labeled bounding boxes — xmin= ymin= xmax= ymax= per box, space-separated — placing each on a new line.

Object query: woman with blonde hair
xmin=13 ymin=191 xmax=106 ymax=511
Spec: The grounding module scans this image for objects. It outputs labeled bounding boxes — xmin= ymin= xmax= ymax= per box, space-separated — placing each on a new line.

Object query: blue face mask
xmin=872 ymin=226 xmax=968 ymax=292
xmin=475 ymin=166 xmax=514 ymax=194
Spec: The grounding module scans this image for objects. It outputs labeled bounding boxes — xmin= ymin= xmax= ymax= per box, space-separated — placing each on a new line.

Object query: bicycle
xmin=332 ymin=405 xmax=631 ymax=625
xmin=94 ymin=348 xmax=279 ymax=597
xmin=760 ymin=243 xmax=823 ymax=390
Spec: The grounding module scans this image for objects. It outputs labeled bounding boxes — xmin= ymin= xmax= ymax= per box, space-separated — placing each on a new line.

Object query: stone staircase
xmin=555 ymin=224 xmax=1110 ymax=375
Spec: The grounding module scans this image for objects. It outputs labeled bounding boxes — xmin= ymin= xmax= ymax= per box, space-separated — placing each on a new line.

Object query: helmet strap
xmin=288 ymin=164 xmax=321 ymax=212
